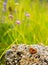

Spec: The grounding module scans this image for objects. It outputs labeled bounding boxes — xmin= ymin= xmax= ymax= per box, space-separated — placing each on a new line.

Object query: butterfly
xmin=29 ymin=47 xmax=37 ymax=54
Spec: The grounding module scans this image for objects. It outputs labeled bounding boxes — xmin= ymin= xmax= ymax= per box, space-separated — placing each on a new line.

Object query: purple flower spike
xmin=16 ymin=20 xmax=20 ymax=25
xmin=4 ymin=2 xmax=6 ymax=7
xmin=25 ymin=13 xmax=30 ymax=17
xmin=3 ymin=2 xmax=6 ymax=10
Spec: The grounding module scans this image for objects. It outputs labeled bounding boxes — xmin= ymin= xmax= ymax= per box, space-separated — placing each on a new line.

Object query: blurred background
xmin=0 ymin=0 xmax=48 ymax=64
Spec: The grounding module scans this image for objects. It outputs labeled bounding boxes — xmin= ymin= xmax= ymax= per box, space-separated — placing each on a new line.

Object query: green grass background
xmin=0 ymin=0 xmax=48 ymax=64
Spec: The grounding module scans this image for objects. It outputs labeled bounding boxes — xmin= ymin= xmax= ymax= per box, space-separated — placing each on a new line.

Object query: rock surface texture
xmin=5 ymin=44 xmax=48 ymax=65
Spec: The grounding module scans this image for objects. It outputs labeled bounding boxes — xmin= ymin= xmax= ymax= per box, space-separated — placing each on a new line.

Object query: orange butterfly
xmin=29 ymin=48 xmax=37 ymax=54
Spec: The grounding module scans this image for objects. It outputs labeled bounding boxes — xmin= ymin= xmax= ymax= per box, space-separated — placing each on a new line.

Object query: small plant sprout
xmin=3 ymin=2 xmax=6 ymax=7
